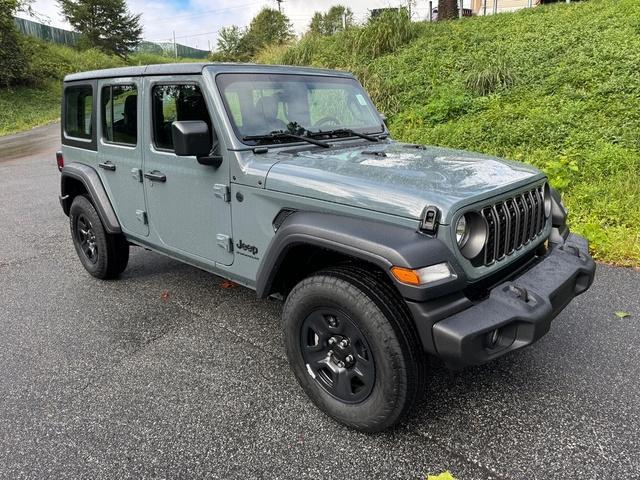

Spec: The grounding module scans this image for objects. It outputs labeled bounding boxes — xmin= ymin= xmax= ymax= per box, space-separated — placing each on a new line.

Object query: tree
xmin=308 ymin=5 xmax=353 ymax=36
xmin=240 ymin=7 xmax=293 ymax=56
xmin=57 ymin=0 xmax=142 ymax=58
xmin=437 ymin=0 xmax=458 ymax=20
xmin=216 ymin=25 xmax=244 ymax=57
xmin=0 ymin=0 xmax=31 ymax=86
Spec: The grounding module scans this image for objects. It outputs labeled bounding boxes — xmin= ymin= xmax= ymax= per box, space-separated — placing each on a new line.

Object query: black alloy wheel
xmin=75 ymin=213 xmax=99 ymax=264
xmin=300 ymin=308 xmax=375 ymax=404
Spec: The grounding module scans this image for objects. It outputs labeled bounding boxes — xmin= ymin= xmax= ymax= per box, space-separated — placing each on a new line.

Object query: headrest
xmin=256 ymin=95 xmax=279 ymax=119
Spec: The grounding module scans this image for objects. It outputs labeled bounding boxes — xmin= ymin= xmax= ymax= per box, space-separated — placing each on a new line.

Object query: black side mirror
xmin=171 ymin=120 xmax=222 ymax=167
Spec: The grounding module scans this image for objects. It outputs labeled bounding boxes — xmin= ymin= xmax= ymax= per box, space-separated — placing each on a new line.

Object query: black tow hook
xmin=509 ymin=285 xmax=529 ymax=302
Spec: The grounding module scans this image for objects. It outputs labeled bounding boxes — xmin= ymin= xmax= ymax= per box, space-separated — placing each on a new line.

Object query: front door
xmin=141 ymin=77 xmax=233 ymax=266
xmin=97 ymin=77 xmax=148 ymax=236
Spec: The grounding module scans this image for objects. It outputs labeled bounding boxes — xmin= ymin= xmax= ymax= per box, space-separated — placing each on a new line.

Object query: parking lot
xmin=1 ymin=123 xmax=639 ymax=479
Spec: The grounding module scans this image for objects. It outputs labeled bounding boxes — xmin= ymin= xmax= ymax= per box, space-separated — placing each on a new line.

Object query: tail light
xmin=56 ymin=151 xmax=64 ymax=172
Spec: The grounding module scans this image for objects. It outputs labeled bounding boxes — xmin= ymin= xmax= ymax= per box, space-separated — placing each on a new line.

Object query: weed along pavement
xmin=1 ymin=123 xmax=639 ymax=479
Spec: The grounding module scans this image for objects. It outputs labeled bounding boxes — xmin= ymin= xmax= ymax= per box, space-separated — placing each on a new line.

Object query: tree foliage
xmin=0 ymin=0 xmax=30 ymax=86
xmin=241 ymin=7 xmax=293 ymax=55
xmin=216 ymin=25 xmax=244 ymax=58
xmin=308 ymin=5 xmax=354 ymax=36
xmin=212 ymin=7 xmax=293 ymax=61
xmin=57 ymin=0 xmax=142 ymax=58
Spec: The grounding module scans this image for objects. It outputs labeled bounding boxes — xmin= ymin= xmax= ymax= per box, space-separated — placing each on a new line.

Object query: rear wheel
xmin=69 ymin=195 xmax=129 ymax=279
xmin=282 ymin=266 xmax=426 ymax=432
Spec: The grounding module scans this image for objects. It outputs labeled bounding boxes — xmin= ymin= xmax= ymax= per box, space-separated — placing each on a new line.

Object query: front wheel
xmin=282 ymin=266 xmax=426 ymax=432
xmin=69 ymin=195 xmax=129 ymax=279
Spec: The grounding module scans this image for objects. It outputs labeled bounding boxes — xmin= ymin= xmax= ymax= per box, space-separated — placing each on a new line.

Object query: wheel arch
xmin=60 ymin=162 xmax=121 ymax=234
xmin=255 ymin=211 xmax=465 ymax=301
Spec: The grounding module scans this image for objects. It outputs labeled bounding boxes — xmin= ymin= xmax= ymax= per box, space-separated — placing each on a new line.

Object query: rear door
xmin=97 ymin=77 xmax=148 ymax=237
xmin=141 ymin=76 xmax=233 ymax=266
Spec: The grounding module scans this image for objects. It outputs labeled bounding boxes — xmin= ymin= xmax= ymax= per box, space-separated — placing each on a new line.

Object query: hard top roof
xmin=63 ymin=62 xmax=354 ymax=82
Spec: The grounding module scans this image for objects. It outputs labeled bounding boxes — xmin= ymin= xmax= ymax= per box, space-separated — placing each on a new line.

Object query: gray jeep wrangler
xmin=57 ymin=63 xmax=596 ymax=431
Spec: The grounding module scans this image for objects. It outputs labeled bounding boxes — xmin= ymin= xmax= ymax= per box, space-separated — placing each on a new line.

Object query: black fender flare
xmin=60 ymin=162 xmax=122 ymax=234
xmin=255 ymin=211 xmax=466 ymax=302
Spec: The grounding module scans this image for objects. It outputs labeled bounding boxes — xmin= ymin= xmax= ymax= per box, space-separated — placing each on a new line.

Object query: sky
xmin=16 ymin=0 xmax=435 ymax=50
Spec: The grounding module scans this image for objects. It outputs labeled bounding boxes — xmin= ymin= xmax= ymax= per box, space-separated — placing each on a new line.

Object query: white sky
xmin=16 ymin=0 xmax=436 ymax=50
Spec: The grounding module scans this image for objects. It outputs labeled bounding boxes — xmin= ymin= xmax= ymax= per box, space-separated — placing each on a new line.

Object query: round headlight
xmin=456 ymin=212 xmax=488 ymax=259
xmin=455 ymin=215 xmax=468 ymax=247
xmin=543 ymin=182 xmax=552 ymax=218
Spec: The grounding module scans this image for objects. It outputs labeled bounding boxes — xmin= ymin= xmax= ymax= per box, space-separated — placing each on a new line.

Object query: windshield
xmin=215 ymin=73 xmax=385 ymax=145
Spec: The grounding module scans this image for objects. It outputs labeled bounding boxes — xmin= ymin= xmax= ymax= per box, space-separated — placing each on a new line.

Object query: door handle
xmin=144 ymin=170 xmax=167 ymax=182
xmin=98 ymin=161 xmax=116 ymax=171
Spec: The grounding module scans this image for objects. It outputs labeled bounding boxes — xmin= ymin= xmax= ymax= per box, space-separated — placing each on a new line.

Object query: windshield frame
xmin=214 ymin=72 xmax=386 ymax=148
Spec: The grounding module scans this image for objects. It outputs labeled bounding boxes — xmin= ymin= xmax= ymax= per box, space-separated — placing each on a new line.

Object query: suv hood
xmin=265 ymin=142 xmax=545 ymax=224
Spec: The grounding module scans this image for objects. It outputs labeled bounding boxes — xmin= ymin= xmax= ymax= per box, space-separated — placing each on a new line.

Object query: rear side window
xmin=64 ymin=85 xmax=93 ymax=139
xmin=152 ymin=84 xmax=212 ymax=151
xmin=102 ymin=85 xmax=137 ymax=145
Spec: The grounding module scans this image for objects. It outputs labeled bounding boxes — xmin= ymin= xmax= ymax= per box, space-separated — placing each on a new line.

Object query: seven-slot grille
xmin=479 ymin=184 xmax=546 ymax=265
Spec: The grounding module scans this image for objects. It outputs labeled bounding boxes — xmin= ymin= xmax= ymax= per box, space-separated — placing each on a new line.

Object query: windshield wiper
xmin=243 ymin=131 xmax=330 ymax=148
xmin=308 ymin=128 xmax=380 ymax=142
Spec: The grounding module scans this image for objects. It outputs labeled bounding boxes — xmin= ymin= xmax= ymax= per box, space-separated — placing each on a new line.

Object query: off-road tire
xmin=69 ymin=195 xmax=129 ymax=279
xmin=282 ymin=265 xmax=426 ymax=432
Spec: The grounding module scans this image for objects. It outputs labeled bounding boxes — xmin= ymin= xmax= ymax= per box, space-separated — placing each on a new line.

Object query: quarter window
xmin=102 ymin=85 xmax=137 ymax=145
xmin=64 ymin=85 xmax=93 ymax=139
xmin=152 ymin=84 xmax=212 ymax=151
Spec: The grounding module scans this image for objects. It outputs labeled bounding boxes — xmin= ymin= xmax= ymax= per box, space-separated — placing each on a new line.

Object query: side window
xmin=64 ymin=85 xmax=93 ymax=139
xmin=152 ymin=84 xmax=212 ymax=151
xmin=102 ymin=84 xmax=137 ymax=145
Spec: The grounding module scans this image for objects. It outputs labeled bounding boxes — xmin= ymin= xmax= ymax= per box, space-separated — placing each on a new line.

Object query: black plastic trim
xmin=429 ymin=233 xmax=595 ymax=368
xmin=60 ymin=162 xmax=121 ymax=234
xmin=255 ymin=211 xmax=466 ymax=301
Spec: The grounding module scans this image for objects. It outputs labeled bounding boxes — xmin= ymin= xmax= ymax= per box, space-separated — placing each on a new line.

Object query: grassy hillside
xmin=0 ymin=39 xmax=197 ymax=136
xmin=259 ymin=0 xmax=640 ymax=266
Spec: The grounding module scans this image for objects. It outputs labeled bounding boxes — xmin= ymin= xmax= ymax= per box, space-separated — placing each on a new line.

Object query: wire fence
xmin=13 ymin=17 xmax=210 ymax=59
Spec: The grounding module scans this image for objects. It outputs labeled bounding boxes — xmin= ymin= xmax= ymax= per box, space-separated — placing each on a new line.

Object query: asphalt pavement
xmin=1 ymin=123 xmax=639 ymax=479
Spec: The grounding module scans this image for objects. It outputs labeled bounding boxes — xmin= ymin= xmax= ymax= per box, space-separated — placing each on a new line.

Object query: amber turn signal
xmin=390 ymin=263 xmax=455 ymax=286
xmin=390 ymin=266 xmax=421 ymax=285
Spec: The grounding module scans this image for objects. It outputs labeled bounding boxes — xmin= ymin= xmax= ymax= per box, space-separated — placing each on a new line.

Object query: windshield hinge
xmin=213 ymin=184 xmax=231 ymax=203
xmin=420 ymin=205 xmax=440 ymax=234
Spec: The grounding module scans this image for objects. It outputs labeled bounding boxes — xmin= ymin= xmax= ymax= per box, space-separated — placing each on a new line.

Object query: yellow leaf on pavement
xmin=427 ymin=471 xmax=457 ymax=480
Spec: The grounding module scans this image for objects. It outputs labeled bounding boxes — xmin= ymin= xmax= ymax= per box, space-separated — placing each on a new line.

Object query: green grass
xmin=258 ymin=0 xmax=640 ymax=266
xmin=0 ymin=39 xmax=198 ymax=136
xmin=0 ymin=81 xmax=60 ymax=135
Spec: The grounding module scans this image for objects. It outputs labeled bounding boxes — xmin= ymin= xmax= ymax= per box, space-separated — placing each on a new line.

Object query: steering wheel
xmin=313 ymin=116 xmax=341 ymax=128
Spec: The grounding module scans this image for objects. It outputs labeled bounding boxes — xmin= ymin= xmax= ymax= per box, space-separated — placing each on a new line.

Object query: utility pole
xmin=173 ymin=30 xmax=177 ymax=58
xmin=276 ymin=0 xmax=283 ymax=12
xmin=429 ymin=1 xmax=433 ymax=21
xmin=342 ymin=12 xmax=347 ymax=29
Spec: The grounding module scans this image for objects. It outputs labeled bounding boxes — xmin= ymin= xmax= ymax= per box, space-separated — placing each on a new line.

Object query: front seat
xmin=255 ymin=95 xmax=288 ymax=132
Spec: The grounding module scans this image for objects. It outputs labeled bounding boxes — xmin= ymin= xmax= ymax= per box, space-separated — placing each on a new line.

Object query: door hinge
xmin=131 ymin=168 xmax=143 ymax=183
xmin=216 ymin=234 xmax=233 ymax=252
xmin=136 ymin=210 xmax=148 ymax=225
xmin=213 ymin=184 xmax=231 ymax=203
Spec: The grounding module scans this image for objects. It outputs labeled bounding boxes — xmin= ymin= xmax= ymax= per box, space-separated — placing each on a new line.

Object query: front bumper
xmin=412 ymin=233 xmax=596 ymax=368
